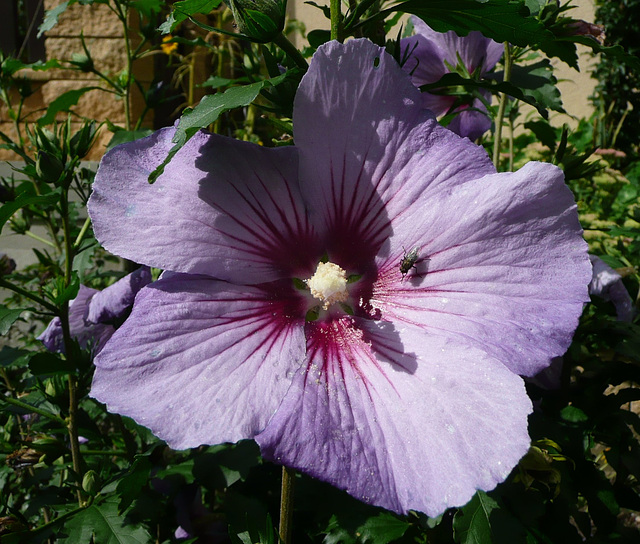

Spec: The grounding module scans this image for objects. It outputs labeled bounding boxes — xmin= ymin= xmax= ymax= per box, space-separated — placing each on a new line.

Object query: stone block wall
xmin=1 ymin=0 xmax=153 ymax=161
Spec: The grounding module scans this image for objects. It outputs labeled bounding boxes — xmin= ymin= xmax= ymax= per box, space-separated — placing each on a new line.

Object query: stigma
xmin=305 ymin=261 xmax=349 ymax=310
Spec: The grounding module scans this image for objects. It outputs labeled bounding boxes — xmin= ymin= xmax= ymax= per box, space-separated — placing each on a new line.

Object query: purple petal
xmin=445 ymin=98 xmax=492 ymax=141
xmin=295 ymin=39 xmax=494 ymax=270
xmin=38 ymin=285 xmax=115 ymax=353
xmin=85 ymin=266 xmax=152 ymax=324
xmin=89 ymin=130 xmax=318 ymax=284
xmin=372 ymin=161 xmax=591 ymax=377
xmin=589 ymin=255 xmax=635 ymax=321
xmin=410 ymin=17 xmax=503 ymax=76
xmin=90 ymin=273 xmax=306 ymax=449
xmin=256 ymin=316 xmax=531 ymax=516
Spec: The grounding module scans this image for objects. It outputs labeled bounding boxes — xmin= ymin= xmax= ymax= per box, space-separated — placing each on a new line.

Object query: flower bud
xmin=82 ymin=469 xmax=100 ymax=496
xmin=69 ymin=121 xmax=97 ymax=159
xmin=225 ymin=0 xmax=287 ymax=43
xmin=35 ymin=151 xmax=65 ymax=183
xmin=0 ymin=253 xmax=16 ymax=276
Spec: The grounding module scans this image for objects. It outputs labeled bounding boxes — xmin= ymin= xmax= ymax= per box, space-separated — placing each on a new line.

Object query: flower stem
xmin=279 ymin=466 xmax=296 ymax=544
xmin=492 ymin=42 xmax=513 ymax=170
xmin=273 ymin=33 xmax=308 ymax=70
xmin=330 ymin=0 xmax=343 ymax=42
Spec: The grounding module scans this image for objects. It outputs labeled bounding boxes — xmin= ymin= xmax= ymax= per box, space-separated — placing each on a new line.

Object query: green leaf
xmin=507 ymin=59 xmax=564 ymax=113
xmin=106 ymin=129 xmax=154 ymax=151
xmin=28 ymin=352 xmax=77 ymax=376
xmin=325 ymin=512 xmax=410 ymax=544
xmin=58 ymin=497 xmax=152 ymax=544
xmin=116 ymin=454 xmax=153 ymax=512
xmin=420 ymin=72 xmax=549 ymax=118
xmin=37 ymin=87 xmax=99 ymax=126
xmin=159 ymin=0 xmax=223 ymax=34
xmin=1 ymin=58 xmax=62 ymax=77
xmin=560 ymin=405 xmax=589 ymax=423
xmin=0 ymin=306 xmax=25 ymax=335
xmin=392 ymin=0 xmax=579 ymax=68
xmin=0 ymin=186 xmax=60 ymax=235
xmin=391 ymin=0 xmax=548 ymax=47
xmin=0 ymin=346 xmax=31 ymax=368
xmin=148 ymin=71 xmax=291 ymax=183
xmin=38 ymin=1 xmax=72 ymax=37
xmin=193 ymin=441 xmax=260 ymax=490
xmin=453 ymin=491 xmax=499 ymax=544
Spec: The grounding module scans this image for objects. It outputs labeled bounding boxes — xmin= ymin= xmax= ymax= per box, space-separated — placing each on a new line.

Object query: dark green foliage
xmin=593 ymin=0 xmax=640 ymax=160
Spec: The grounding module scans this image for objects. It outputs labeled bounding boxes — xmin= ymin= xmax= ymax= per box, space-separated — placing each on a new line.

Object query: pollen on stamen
xmin=305 ymin=261 xmax=349 ymax=310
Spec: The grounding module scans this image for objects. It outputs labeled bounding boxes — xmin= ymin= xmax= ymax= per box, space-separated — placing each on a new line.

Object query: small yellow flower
xmin=161 ymin=36 xmax=178 ymax=55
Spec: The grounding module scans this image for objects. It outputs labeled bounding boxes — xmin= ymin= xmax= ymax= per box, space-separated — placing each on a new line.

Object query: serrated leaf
xmin=507 ymin=59 xmax=564 ymax=113
xmin=159 ymin=0 xmax=222 ymax=34
xmin=393 ymin=0 xmax=550 ymax=47
xmin=38 ymin=1 xmax=73 ymax=37
xmin=392 ymin=0 xmax=578 ymax=68
xmin=453 ymin=491 xmax=499 ymax=544
xmin=0 ymin=306 xmax=25 ymax=335
xmin=58 ymin=497 xmax=152 ymax=544
xmin=148 ymin=71 xmax=291 ymax=183
xmin=38 ymin=87 xmax=99 ymax=126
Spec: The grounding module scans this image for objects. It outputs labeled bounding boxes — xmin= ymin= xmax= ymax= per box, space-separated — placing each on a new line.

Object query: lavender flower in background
xmin=87 ymin=39 xmax=591 ymax=516
xmin=589 ymin=255 xmax=636 ymax=322
xmin=401 ymin=16 xmax=503 ymax=140
xmin=38 ymin=266 xmax=151 ymax=354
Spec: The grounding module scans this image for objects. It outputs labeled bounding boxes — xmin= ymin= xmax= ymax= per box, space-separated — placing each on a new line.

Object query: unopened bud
xmin=82 ymin=469 xmax=100 ymax=496
xmin=35 ymin=151 xmax=64 ymax=182
xmin=0 ymin=253 xmax=16 ymax=276
xmin=225 ymin=0 xmax=287 ymax=43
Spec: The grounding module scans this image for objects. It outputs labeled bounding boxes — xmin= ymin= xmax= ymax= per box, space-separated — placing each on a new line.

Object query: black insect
xmin=399 ymin=246 xmax=420 ymax=279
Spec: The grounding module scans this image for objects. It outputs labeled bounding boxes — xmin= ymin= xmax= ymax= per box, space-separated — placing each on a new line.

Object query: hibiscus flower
xmin=401 ymin=16 xmax=503 ymax=140
xmin=87 ymin=39 xmax=591 ymax=516
xmin=39 ymin=266 xmax=151 ymax=354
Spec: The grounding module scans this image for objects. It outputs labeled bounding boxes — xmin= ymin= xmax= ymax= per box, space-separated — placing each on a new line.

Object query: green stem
xmin=508 ymin=115 xmax=515 ymax=172
xmin=492 ymin=42 xmax=512 ymax=169
xmin=0 ymin=396 xmax=66 ymax=426
xmin=60 ymin=187 xmax=84 ymax=506
xmin=0 ymin=278 xmax=59 ymax=314
xmin=25 ymin=230 xmax=57 ymax=248
xmin=73 ymin=217 xmax=91 ymax=249
xmin=115 ymin=2 xmax=133 ymax=130
xmin=330 ymin=0 xmax=343 ymax=42
xmin=80 ymin=449 xmax=128 ymax=456
xmin=272 ymin=33 xmax=308 ymax=70
xmin=279 ymin=466 xmax=296 ymax=544
xmin=24 ymin=504 xmax=87 ymax=536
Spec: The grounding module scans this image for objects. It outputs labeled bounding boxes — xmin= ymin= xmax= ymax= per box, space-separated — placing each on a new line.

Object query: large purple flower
xmin=39 ymin=266 xmax=151 ymax=354
xmin=401 ymin=17 xmax=503 ymax=140
xmin=88 ymin=39 xmax=591 ymax=516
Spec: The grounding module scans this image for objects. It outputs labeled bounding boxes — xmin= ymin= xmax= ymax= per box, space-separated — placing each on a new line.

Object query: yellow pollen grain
xmin=305 ymin=261 xmax=349 ymax=310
